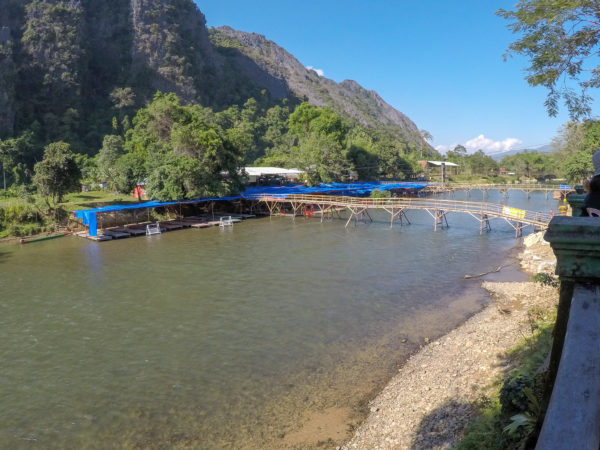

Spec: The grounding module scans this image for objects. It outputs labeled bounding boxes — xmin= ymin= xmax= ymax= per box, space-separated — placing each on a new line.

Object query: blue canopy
xmin=73 ymin=182 xmax=428 ymax=236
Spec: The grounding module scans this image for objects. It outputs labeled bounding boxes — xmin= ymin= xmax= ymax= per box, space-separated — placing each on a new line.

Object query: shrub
xmin=499 ymin=374 xmax=534 ymax=416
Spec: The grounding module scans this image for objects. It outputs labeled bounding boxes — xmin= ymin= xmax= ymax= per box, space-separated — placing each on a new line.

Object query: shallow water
xmin=0 ymin=190 xmax=555 ymax=448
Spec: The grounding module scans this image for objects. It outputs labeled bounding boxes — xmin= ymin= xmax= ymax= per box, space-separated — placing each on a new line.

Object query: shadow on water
xmin=409 ymin=400 xmax=476 ymax=450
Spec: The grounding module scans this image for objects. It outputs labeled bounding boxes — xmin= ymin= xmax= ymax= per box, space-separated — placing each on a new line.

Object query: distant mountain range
xmin=209 ymin=26 xmax=422 ymax=138
xmin=489 ymin=144 xmax=553 ymax=161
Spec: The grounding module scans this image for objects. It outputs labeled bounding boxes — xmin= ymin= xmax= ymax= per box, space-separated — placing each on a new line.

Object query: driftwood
xmin=464 ymin=265 xmax=503 ymax=279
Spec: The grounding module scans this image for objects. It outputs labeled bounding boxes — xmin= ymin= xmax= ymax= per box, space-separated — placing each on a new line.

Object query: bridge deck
xmin=251 ymin=194 xmax=552 ymax=236
xmin=424 ymin=183 xmax=571 ymax=198
xmin=426 ymin=183 xmax=566 ymax=190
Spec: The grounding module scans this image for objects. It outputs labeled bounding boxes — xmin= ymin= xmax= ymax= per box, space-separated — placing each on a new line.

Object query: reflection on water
xmin=0 ymin=191 xmax=555 ymax=448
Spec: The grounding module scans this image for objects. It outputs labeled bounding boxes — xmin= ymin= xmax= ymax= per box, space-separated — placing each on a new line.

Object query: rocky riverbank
xmin=342 ymin=232 xmax=558 ymax=450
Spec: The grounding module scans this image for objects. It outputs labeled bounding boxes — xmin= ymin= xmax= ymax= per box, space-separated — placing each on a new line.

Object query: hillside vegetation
xmin=0 ymin=0 xmax=443 ymax=236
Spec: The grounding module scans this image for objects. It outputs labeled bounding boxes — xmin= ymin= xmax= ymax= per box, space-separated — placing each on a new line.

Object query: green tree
xmin=123 ymin=92 xmax=244 ymax=200
xmin=453 ymin=144 xmax=467 ymax=156
xmin=114 ymin=153 xmax=146 ymax=194
xmin=286 ymin=103 xmax=349 ymax=184
xmin=375 ymin=139 xmax=412 ymax=179
xmin=97 ymin=135 xmax=125 ymax=189
xmin=33 ymin=141 xmax=81 ymax=204
xmin=110 ymin=87 xmax=136 ymax=110
xmin=563 ymin=150 xmax=593 ymax=182
xmin=292 ymin=133 xmax=348 ymax=185
xmin=551 ymin=120 xmax=600 ymax=180
xmin=0 ymin=131 xmax=40 ymax=186
xmin=498 ymin=1 xmax=600 ymax=118
xmin=465 ymin=150 xmax=498 ymax=176
xmin=74 ymin=153 xmax=98 ymax=185
xmin=446 ymin=145 xmax=468 ymax=168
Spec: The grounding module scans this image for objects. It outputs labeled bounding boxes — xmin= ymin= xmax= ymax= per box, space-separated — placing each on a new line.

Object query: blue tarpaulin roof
xmin=73 ymin=181 xmax=428 ymax=236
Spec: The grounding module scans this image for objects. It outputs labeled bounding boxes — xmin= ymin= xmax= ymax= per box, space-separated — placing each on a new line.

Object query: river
xmin=0 ymin=190 xmax=556 ymax=448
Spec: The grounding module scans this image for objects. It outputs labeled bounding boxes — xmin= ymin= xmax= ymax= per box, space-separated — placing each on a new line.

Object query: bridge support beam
xmin=345 ymin=206 xmax=372 ymax=228
xmin=424 ymin=209 xmax=448 ymax=231
xmin=505 ymin=220 xmax=526 ymax=237
xmin=480 ymin=214 xmax=491 ymax=234
xmin=383 ymin=207 xmax=410 ymax=228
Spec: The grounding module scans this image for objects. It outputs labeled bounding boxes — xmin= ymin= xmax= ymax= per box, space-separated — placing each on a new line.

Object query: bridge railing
xmin=250 ymin=194 xmax=551 ymax=226
xmin=537 ymin=216 xmax=600 ymax=449
xmin=431 ymin=183 xmax=566 ymax=190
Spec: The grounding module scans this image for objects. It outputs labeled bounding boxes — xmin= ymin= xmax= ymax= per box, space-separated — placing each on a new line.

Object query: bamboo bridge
xmin=251 ymin=194 xmax=552 ymax=237
xmin=424 ymin=183 xmax=571 ymax=199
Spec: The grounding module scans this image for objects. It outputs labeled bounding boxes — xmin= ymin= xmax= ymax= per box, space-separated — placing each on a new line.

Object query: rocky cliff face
xmin=130 ymin=0 xmax=219 ymax=103
xmin=3 ymin=0 xmax=427 ymax=151
xmin=211 ymin=26 xmax=421 ymax=140
xmin=0 ymin=4 xmax=16 ymax=138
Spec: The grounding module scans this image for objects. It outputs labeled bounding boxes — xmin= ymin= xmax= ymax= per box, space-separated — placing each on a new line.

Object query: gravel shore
xmin=342 ymin=233 xmax=558 ymax=450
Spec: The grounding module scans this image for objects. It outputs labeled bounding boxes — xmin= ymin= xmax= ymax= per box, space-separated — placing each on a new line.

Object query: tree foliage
xmin=122 ymin=92 xmax=245 ymax=201
xmin=33 ymin=141 xmax=81 ymax=204
xmin=500 ymin=151 xmax=557 ymax=179
xmin=551 ymin=120 xmax=600 ymax=182
xmin=498 ymin=1 xmax=600 ymax=118
xmin=97 ymin=135 xmax=125 ymax=189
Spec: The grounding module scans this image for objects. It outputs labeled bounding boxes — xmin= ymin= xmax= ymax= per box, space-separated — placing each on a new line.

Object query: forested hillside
xmin=0 ymin=0 xmax=433 ymax=172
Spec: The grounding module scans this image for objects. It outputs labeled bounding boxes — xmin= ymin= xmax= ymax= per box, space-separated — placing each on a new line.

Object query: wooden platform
xmin=74 ymin=230 xmax=113 ymax=241
xmin=159 ymin=221 xmax=184 ymax=231
xmin=75 ymin=212 xmax=255 ymax=242
xmin=122 ymin=226 xmax=146 ymax=236
xmin=102 ymin=228 xmax=130 ymax=239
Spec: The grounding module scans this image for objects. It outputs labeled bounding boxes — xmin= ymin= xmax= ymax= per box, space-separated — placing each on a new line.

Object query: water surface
xmin=0 ymin=190 xmax=554 ymax=448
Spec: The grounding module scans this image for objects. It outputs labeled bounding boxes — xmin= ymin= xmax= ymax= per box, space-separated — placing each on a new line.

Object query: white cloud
xmin=436 ymin=143 xmax=458 ymax=153
xmin=306 ymin=66 xmax=324 ymax=77
xmin=464 ymin=134 xmax=522 ymax=154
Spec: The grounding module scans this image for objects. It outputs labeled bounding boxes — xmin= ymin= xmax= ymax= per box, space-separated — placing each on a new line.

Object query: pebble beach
xmin=343 ymin=232 xmax=558 ymax=449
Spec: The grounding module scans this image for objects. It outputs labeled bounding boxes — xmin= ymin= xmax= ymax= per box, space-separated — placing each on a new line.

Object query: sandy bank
xmin=342 ymin=233 xmax=557 ymax=450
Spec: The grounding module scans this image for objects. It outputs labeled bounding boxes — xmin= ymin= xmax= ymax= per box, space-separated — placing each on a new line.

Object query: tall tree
xmin=287 ymin=103 xmax=349 ymax=184
xmin=33 ymin=141 xmax=81 ymax=204
xmin=123 ymin=92 xmax=244 ymax=201
xmin=97 ymin=135 xmax=125 ymax=189
xmin=498 ymin=1 xmax=600 ymax=118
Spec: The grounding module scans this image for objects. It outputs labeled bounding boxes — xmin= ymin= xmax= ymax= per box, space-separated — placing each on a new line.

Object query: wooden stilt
xmin=384 ymin=207 xmax=410 ymax=228
xmin=480 ymin=214 xmax=491 ymax=234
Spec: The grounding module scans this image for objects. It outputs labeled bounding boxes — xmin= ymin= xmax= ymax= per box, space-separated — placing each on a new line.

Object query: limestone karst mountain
xmin=0 ymin=0 xmax=430 ymax=154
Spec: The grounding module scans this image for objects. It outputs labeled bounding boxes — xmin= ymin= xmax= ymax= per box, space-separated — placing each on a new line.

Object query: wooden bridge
xmin=424 ymin=183 xmax=571 ymax=199
xmin=251 ymin=194 xmax=552 ymax=237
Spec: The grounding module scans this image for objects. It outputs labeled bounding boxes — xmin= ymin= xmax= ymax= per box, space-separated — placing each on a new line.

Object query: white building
xmin=243 ymin=167 xmax=304 ymax=184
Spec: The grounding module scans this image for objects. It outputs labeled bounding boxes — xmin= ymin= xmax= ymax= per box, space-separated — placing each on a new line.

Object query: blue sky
xmin=196 ymin=1 xmax=575 ymax=155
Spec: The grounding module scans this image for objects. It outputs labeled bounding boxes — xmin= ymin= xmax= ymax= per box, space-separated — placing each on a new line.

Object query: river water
xmin=0 ymin=190 xmax=556 ymax=448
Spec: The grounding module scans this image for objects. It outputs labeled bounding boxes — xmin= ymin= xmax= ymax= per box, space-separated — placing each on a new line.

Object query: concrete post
xmin=538 ymin=216 xmax=600 ymax=449
xmin=566 ymin=193 xmax=586 ymax=217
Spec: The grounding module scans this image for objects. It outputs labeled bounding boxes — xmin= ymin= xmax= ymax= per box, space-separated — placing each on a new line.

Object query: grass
xmin=455 ymin=304 xmax=556 ymax=450
xmin=61 ymin=190 xmax=139 ymax=211
xmin=0 ymin=190 xmax=141 ymax=238
xmin=0 ymin=190 xmax=138 ymax=210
